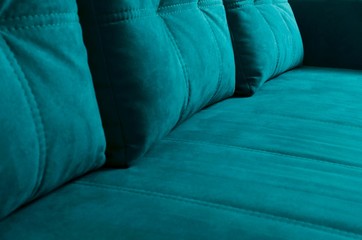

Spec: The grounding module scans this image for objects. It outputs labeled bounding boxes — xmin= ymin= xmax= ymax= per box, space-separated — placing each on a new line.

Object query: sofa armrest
xmin=289 ymin=0 xmax=362 ymax=70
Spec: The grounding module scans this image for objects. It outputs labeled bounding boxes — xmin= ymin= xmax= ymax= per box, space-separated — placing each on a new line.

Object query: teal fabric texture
xmin=77 ymin=0 xmax=236 ymax=167
xmin=290 ymin=0 xmax=362 ymax=70
xmin=2 ymin=0 xmax=362 ymax=239
xmin=1 ymin=67 xmax=362 ymax=239
xmin=224 ymin=0 xmax=304 ymax=96
xmin=0 ymin=0 xmax=106 ymax=219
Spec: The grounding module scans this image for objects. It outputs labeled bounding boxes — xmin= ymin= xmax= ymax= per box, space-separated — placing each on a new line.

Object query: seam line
xmin=98 ymin=0 xmax=219 ymax=16
xmin=258 ymin=8 xmax=280 ymax=78
xmin=0 ymin=12 xmax=76 ymax=22
xmin=274 ymin=4 xmax=302 ymax=67
xmin=199 ymin=7 xmax=224 ymax=104
xmin=97 ymin=3 xmax=221 ymax=26
xmin=273 ymin=4 xmax=296 ymax=68
xmin=0 ymin=22 xmax=78 ymax=31
xmin=224 ymin=1 xmax=288 ymax=10
xmin=204 ymin=109 xmax=362 ymax=131
xmin=1 ymin=36 xmax=47 ymax=196
xmin=163 ymin=138 xmax=362 ymax=172
xmin=73 ymin=181 xmax=362 ymax=239
xmin=159 ymin=17 xmax=191 ymax=120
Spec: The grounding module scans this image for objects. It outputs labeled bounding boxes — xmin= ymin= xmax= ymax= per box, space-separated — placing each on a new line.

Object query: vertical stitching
xmin=273 ymin=3 xmax=296 ymax=68
xmin=90 ymin=0 xmax=128 ymax=163
xmin=1 ymin=36 xmax=47 ymax=196
xmin=159 ymin=16 xmax=191 ymax=120
xmin=198 ymin=6 xmax=224 ymax=104
xmin=274 ymin=4 xmax=298 ymax=66
xmin=257 ymin=7 xmax=280 ymax=78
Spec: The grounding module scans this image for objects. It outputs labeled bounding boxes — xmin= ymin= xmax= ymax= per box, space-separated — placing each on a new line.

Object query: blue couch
xmin=1 ymin=0 xmax=362 ymax=239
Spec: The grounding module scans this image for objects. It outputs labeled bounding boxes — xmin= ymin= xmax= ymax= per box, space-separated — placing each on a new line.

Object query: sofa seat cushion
xmin=1 ymin=66 xmax=362 ymax=239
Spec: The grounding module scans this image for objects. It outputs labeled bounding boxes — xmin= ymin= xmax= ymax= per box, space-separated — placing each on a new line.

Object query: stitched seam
xmin=272 ymin=4 xmax=298 ymax=70
xmin=0 ymin=12 xmax=76 ymax=22
xmin=90 ymin=0 xmax=128 ymax=161
xmin=97 ymin=3 xmax=221 ymax=25
xmin=204 ymin=109 xmax=362 ymax=130
xmin=224 ymin=1 xmax=288 ymax=10
xmin=0 ymin=22 xmax=78 ymax=32
xmin=258 ymin=9 xmax=280 ymax=78
xmin=277 ymin=5 xmax=295 ymax=67
xmin=98 ymin=3 xmax=195 ymax=18
xmin=158 ymin=1 xmax=220 ymax=10
xmin=159 ymin=17 xmax=191 ymax=120
xmin=163 ymin=138 xmax=362 ymax=171
xmin=198 ymin=2 xmax=222 ymax=8
xmin=99 ymin=1 xmax=220 ymax=16
xmin=1 ymin=37 xmax=47 ymax=196
xmin=160 ymin=2 xmax=222 ymax=14
xmin=158 ymin=2 xmax=196 ymax=10
xmin=274 ymin=4 xmax=302 ymax=66
xmin=198 ymin=7 xmax=224 ymax=104
xmin=198 ymin=0 xmax=220 ymax=4
xmin=73 ymin=181 xmax=362 ymax=239
xmin=159 ymin=2 xmax=222 ymax=12
xmin=140 ymin=155 xmax=362 ymax=204
xmin=158 ymin=7 xmax=195 ymax=16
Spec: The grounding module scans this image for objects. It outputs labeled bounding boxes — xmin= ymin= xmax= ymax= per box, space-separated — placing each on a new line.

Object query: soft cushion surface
xmin=77 ymin=0 xmax=235 ymax=167
xmin=290 ymin=0 xmax=362 ymax=70
xmin=224 ymin=0 xmax=303 ymax=96
xmin=0 ymin=0 xmax=106 ymax=219
xmin=1 ymin=67 xmax=362 ymax=239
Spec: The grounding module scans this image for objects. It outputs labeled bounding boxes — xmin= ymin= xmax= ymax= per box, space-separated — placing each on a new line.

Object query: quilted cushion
xmin=0 ymin=0 xmax=106 ymax=219
xmin=77 ymin=0 xmax=236 ymax=167
xmin=224 ymin=0 xmax=304 ymax=96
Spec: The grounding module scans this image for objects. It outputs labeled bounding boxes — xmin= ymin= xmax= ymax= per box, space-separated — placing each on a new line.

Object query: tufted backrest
xmin=0 ymin=0 xmax=106 ymax=219
xmin=78 ymin=0 xmax=236 ymax=167
xmin=224 ymin=0 xmax=304 ymax=96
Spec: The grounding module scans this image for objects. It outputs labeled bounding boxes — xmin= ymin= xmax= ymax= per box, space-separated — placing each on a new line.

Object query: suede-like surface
xmin=2 ymin=67 xmax=362 ymax=239
xmin=77 ymin=0 xmax=235 ymax=167
xmin=290 ymin=0 xmax=362 ymax=70
xmin=224 ymin=0 xmax=303 ymax=96
xmin=0 ymin=0 xmax=106 ymax=219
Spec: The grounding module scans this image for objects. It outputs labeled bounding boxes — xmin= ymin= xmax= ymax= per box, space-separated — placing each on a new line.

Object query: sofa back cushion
xmin=224 ymin=0 xmax=303 ymax=96
xmin=78 ymin=0 xmax=236 ymax=167
xmin=0 ymin=0 xmax=106 ymax=219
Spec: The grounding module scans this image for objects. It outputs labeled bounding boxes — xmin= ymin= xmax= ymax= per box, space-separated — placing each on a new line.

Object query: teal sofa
xmin=1 ymin=0 xmax=362 ymax=239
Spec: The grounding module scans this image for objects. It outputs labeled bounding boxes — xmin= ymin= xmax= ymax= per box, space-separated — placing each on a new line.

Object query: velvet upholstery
xmin=0 ymin=0 xmax=106 ymax=220
xmin=1 ymin=67 xmax=362 ymax=239
xmin=224 ymin=0 xmax=304 ymax=96
xmin=290 ymin=0 xmax=362 ymax=70
xmin=1 ymin=0 xmax=362 ymax=239
xmin=77 ymin=0 xmax=235 ymax=167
